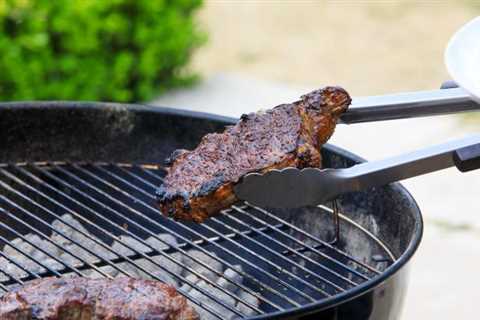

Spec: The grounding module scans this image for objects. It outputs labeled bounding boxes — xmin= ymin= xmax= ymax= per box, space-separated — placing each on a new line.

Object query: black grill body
xmin=0 ymin=102 xmax=422 ymax=320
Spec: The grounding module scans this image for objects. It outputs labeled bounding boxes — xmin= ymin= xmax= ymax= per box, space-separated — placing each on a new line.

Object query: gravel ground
xmin=153 ymin=73 xmax=480 ymax=319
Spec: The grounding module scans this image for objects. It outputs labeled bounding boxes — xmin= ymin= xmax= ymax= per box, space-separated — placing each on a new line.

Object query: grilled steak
xmin=0 ymin=277 xmax=198 ymax=320
xmin=157 ymin=86 xmax=351 ymax=222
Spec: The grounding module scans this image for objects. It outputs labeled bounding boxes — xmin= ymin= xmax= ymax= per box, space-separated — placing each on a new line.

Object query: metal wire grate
xmin=0 ymin=162 xmax=393 ymax=319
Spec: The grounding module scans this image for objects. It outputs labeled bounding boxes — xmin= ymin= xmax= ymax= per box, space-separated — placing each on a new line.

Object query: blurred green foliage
xmin=0 ymin=0 xmax=204 ymax=102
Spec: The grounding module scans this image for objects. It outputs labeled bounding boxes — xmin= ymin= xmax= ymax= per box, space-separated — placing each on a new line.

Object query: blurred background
xmin=1 ymin=1 xmax=479 ymax=319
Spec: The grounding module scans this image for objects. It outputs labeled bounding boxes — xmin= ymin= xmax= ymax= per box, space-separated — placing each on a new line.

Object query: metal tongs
xmin=339 ymin=83 xmax=478 ymax=124
xmin=233 ymin=85 xmax=480 ymax=208
xmin=235 ymin=17 xmax=480 ymax=209
xmin=234 ymin=134 xmax=480 ymax=208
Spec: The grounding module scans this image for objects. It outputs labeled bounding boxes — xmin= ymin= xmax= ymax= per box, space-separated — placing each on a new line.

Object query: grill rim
xmin=0 ymin=102 xmax=424 ymax=319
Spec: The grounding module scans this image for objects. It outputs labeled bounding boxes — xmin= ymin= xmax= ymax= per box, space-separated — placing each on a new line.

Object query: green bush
xmin=0 ymin=0 xmax=204 ymax=102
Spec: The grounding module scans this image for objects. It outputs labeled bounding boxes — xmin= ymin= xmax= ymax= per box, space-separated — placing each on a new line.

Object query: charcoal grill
xmin=0 ymin=102 xmax=422 ymax=320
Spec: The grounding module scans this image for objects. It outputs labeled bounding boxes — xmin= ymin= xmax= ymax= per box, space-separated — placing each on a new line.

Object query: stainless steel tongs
xmin=340 ymin=83 xmax=479 ymax=124
xmin=234 ymin=134 xmax=480 ymax=208
xmin=234 ymin=17 xmax=480 ymax=209
xmin=233 ymin=85 xmax=480 ymax=208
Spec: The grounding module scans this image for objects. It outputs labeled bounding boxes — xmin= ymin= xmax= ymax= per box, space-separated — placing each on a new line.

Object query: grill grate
xmin=0 ymin=163 xmax=393 ymax=319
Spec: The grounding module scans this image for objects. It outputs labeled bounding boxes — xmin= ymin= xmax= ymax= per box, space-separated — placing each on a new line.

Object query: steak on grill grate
xmin=0 ymin=277 xmax=198 ymax=320
xmin=157 ymin=86 xmax=351 ymax=222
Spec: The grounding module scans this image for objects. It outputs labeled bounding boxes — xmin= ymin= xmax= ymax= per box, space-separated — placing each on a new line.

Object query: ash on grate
xmin=110 ymin=234 xmax=184 ymax=286
xmin=0 ymin=214 xmax=261 ymax=319
xmin=183 ymin=250 xmax=223 ymax=282
xmin=182 ymin=264 xmax=260 ymax=320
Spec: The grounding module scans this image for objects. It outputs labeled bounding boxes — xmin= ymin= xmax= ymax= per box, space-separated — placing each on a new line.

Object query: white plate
xmin=445 ymin=16 xmax=480 ymax=102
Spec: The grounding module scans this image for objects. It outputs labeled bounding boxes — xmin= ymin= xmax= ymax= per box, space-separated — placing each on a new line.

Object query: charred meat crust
xmin=160 ymin=155 xmax=298 ymax=223
xmin=164 ymin=149 xmax=189 ymax=166
xmin=0 ymin=277 xmax=199 ymax=320
xmin=157 ymin=86 xmax=351 ymax=222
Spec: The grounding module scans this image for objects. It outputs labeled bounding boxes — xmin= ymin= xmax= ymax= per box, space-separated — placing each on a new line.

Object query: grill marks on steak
xmin=0 ymin=277 xmax=198 ymax=320
xmin=157 ymin=86 xmax=351 ymax=222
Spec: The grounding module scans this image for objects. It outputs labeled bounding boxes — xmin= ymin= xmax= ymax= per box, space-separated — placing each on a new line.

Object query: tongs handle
xmin=454 ymin=143 xmax=480 ymax=172
xmin=340 ymin=86 xmax=479 ymax=124
xmin=343 ymin=135 xmax=480 ymax=194
xmin=234 ymin=135 xmax=480 ymax=208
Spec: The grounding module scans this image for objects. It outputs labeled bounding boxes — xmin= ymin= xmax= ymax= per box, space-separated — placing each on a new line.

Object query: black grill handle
xmin=454 ymin=143 xmax=480 ymax=172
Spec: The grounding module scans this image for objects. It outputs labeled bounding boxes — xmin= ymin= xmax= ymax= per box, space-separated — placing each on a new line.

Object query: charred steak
xmin=157 ymin=86 xmax=351 ymax=222
xmin=0 ymin=277 xmax=198 ymax=320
